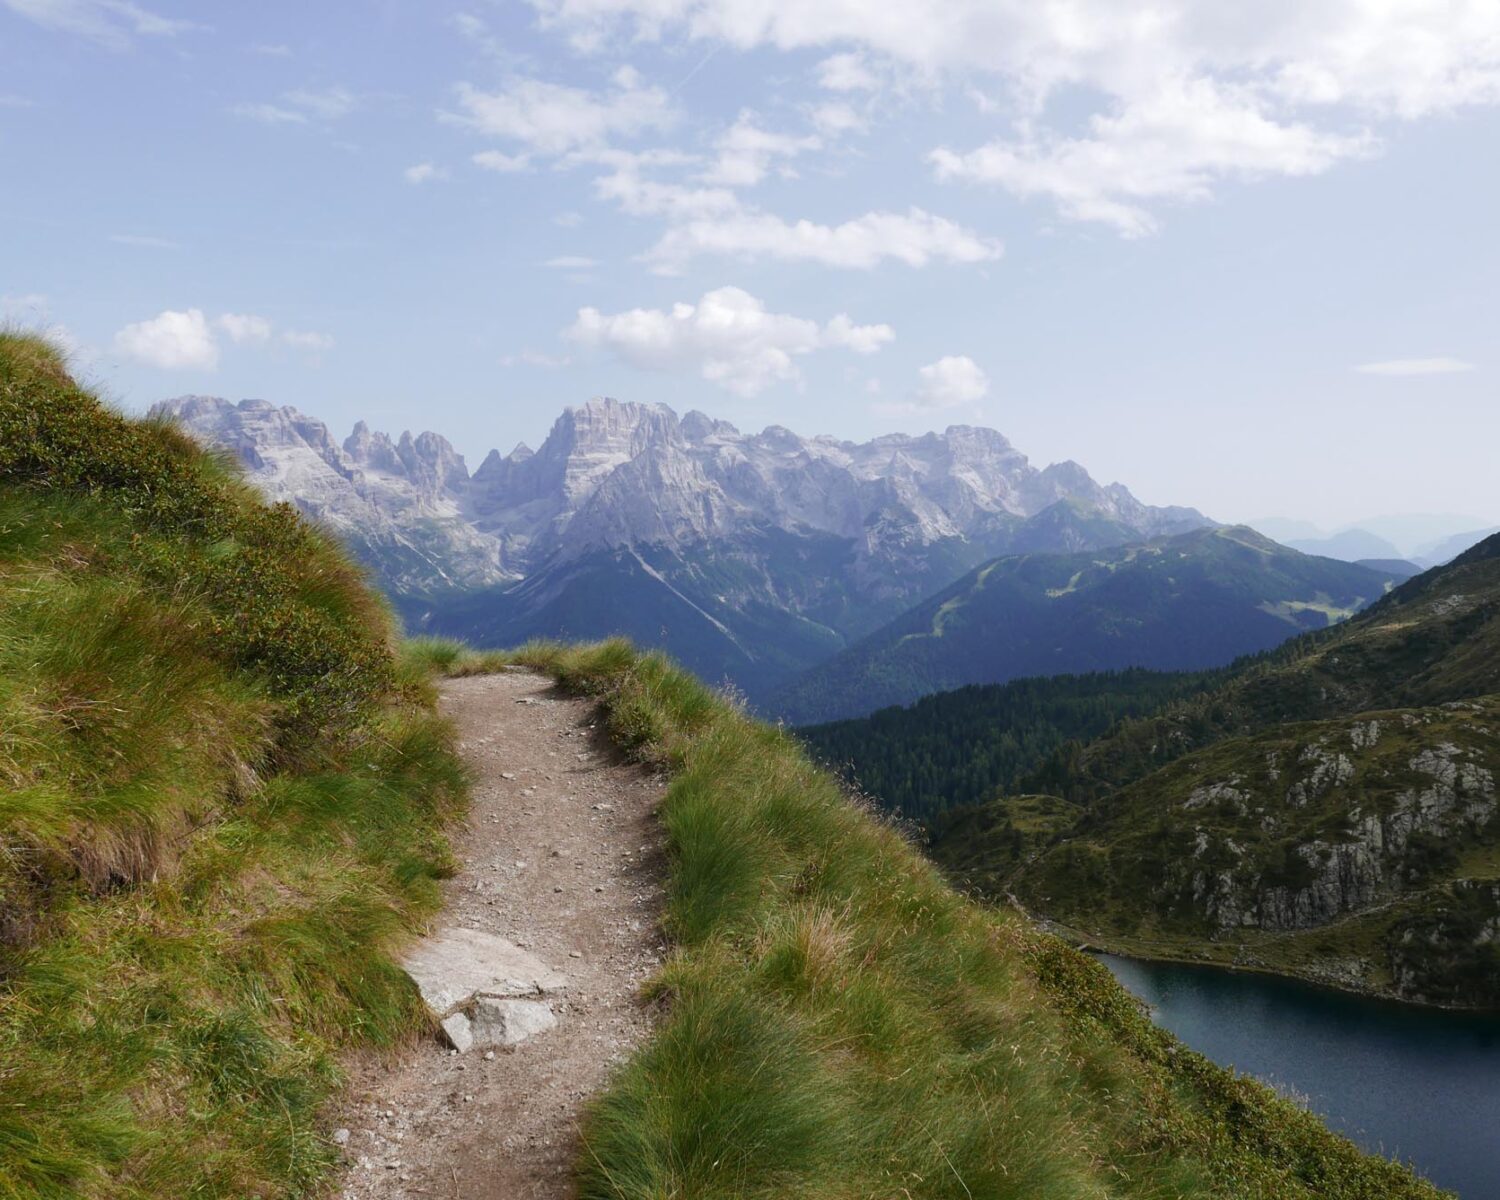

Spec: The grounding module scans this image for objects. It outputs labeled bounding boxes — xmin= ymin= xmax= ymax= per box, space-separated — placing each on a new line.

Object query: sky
xmin=2 ymin=0 xmax=1498 ymax=530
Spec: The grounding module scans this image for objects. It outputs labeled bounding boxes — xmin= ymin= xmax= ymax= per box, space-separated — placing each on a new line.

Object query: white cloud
xmin=112 ymin=309 xmax=332 ymax=369
xmin=404 ymin=162 xmax=449 ymax=184
xmin=250 ymin=42 xmax=291 ymax=57
xmin=544 ymin=255 xmax=597 ymax=268
xmin=808 ymin=101 xmax=866 ymax=137
xmin=3 ymin=0 xmax=197 ymax=48
xmin=0 ymin=94 xmax=36 ymax=108
xmin=114 ymin=309 xmax=219 ymax=370
xmin=569 ymin=285 xmax=893 ymax=396
xmin=643 ymin=206 xmax=1002 ymax=273
xmin=233 ymin=102 xmax=307 ymax=125
xmin=913 ymin=355 xmax=989 ymax=409
xmin=699 ymin=110 xmax=820 ymax=187
xmin=283 ymin=87 xmax=357 ymax=121
xmin=585 ymin=148 xmax=736 ymax=220
xmin=472 ymin=149 xmax=532 ymax=172
xmin=553 ymin=211 xmax=584 ymax=227
xmin=281 ymin=329 xmax=335 ymax=352
xmin=234 ymin=87 xmax=358 ymax=126
xmin=1355 ymin=357 xmax=1476 ymax=376
xmin=932 ymin=78 xmax=1374 ymax=236
xmin=817 ymin=52 xmax=880 ymax=93
xmin=450 ymin=68 xmax=673 ymax=156
xmin=110 ymin=232 xmax=179 ymax=248
xmin=526 ymin=0 xmax=1500 ymax=231
xmin=216 ymin=313 xmax=273 ymax=345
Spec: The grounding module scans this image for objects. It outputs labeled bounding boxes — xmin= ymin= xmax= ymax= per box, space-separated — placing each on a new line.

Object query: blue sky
xmin=3 ymin=0 xmax=1498 ymax=529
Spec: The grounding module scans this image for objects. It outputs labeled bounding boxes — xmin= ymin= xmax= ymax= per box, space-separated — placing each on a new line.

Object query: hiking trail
xmin=336 ymin=668 xmax=666 ymax=1198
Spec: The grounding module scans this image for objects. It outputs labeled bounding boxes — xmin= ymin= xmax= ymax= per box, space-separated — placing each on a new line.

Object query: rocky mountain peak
xmin=162 ymin=392 xmax=1214 ymax=619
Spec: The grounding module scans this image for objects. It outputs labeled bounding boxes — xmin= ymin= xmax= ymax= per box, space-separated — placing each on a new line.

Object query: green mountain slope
xmin=0 ymin=335 xmax=466 ymax=1197
xmin=798 ymin=667 xmax=1223 ymax=821
xmin=931 ymin=535 xmax=1500 ymax=1007
xmin=775 ymin=525 xmax=1403 ymax=724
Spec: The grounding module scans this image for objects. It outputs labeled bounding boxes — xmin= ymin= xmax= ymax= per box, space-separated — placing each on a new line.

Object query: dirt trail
xmin=336 ymin=669 xmax=666 ymax=1199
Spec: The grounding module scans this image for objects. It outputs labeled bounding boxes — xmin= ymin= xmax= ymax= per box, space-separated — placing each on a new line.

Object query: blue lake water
xmin=1097 ymin=955 xmax=1500 ymax=1198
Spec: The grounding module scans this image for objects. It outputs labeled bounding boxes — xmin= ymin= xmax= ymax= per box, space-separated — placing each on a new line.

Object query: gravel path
xmin=335 ymin=669 xmax=666 ymax=1199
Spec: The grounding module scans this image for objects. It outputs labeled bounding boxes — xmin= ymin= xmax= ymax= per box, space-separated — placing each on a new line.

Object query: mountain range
xmin=775 ymin=526 xmax=1408 ymax=723
xmin=155 ymin=395 xmax=1211 ymax=701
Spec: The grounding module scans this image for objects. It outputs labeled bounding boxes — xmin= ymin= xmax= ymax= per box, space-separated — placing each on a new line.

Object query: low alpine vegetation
xmin=0 ymin=334 xmax=467 ymax=1198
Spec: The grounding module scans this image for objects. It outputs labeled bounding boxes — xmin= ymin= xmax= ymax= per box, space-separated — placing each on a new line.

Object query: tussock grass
xmin=0 ymin=336 xmax=467 ymax=1198
xmin=496 ymin=639 xmax=1447 ymax=1200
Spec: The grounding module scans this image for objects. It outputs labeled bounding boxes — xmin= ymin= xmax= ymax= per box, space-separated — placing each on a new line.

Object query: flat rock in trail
xmin=403 ymin=927 xmax=568 ymax=1016
xmin=336 ymin=670 xmax=666 ymax=1199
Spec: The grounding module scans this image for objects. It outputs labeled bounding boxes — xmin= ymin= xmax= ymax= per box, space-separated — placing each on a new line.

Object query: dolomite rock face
xmin=154 ymin=394 xmax=1210 ymax=606
xmin=152 ymin=396 xmax=509 ymax=593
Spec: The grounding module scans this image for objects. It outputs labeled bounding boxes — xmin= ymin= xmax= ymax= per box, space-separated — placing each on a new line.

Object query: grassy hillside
xmin=444 ymin=638 xmax=1446 ymax=1199
xmin=930 ymin=536 xmax=1500 ymax=1007
xmin=0 ymin=334 xmax=467 ymax=1198
xmin=774 ymin=526 xmax=1402 ymax=724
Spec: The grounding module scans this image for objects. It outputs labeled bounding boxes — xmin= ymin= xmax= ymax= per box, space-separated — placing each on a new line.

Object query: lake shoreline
xmin=1094 ymin=950 xmax=1500 ymax=1199
xmin=1005 ymin=895 xmax=1500 ymax=1015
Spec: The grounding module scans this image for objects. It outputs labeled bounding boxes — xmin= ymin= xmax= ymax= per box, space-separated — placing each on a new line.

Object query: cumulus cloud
xmin=643 ymin=207 xmax=1002 ymax=273
xmin=472 ymin=149 xmax=532 ymax=173
xmin=817 ymin=52 xmax=880 ymax=93
xmin=114 ymin=309 xmax=219 ymax=370
xmin=109 ymin=233 xmax=179 ymax=248
xmin=699 ymin=110 xmax=820 ymax=187
xmin=1355 ymin=357 xmax=1476 ymax=376
xmin=3 ymin=0 xmax=197 ymax=48
xmin=215 ymin=312 xmax=273 ymax=344
xmin=281 ymin=329 xmax=335 ymax=352
xmin=568 ymin=285 xmax=893 ymax=396
xmin=525 ymin=0 xmax=1500 ymax=232
xmin=112 ymin=309 xmax=333 ymax=369
xmin=544 ymin=255 xmax=598 ymax=268
xmin=404 ymin=162 xmax=449 ymax=184
xmin=450 ymin=67 xmax=673 ymax=156
xmin=913 ymin=355 xmax=989 ymax=410
xmin=932 ymin=77 xmax=1374 ymax=236
xmin=233 ymin=86 xmax=358 ymax=126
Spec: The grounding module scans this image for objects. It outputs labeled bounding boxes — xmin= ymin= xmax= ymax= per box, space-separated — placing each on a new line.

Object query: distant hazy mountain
xmin=774 ymin=526 xmax=1406 ymax=724
xmin=1413 ymin=526 xmax=1500 ymax=568
xmin=1285 ymin=529 xmax=1403 ymax=562
xmin=1252 ymin=512 xmax=1497 ymax=562
xmin=155 ymin=395 xmax=1211 ymax=699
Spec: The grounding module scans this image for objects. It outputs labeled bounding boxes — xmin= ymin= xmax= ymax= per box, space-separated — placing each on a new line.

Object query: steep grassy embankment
xmin=443 ymin=638 xmax=1446 ymax=1199
xmin=0 ymin=334 xmax=466 ymax=1198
